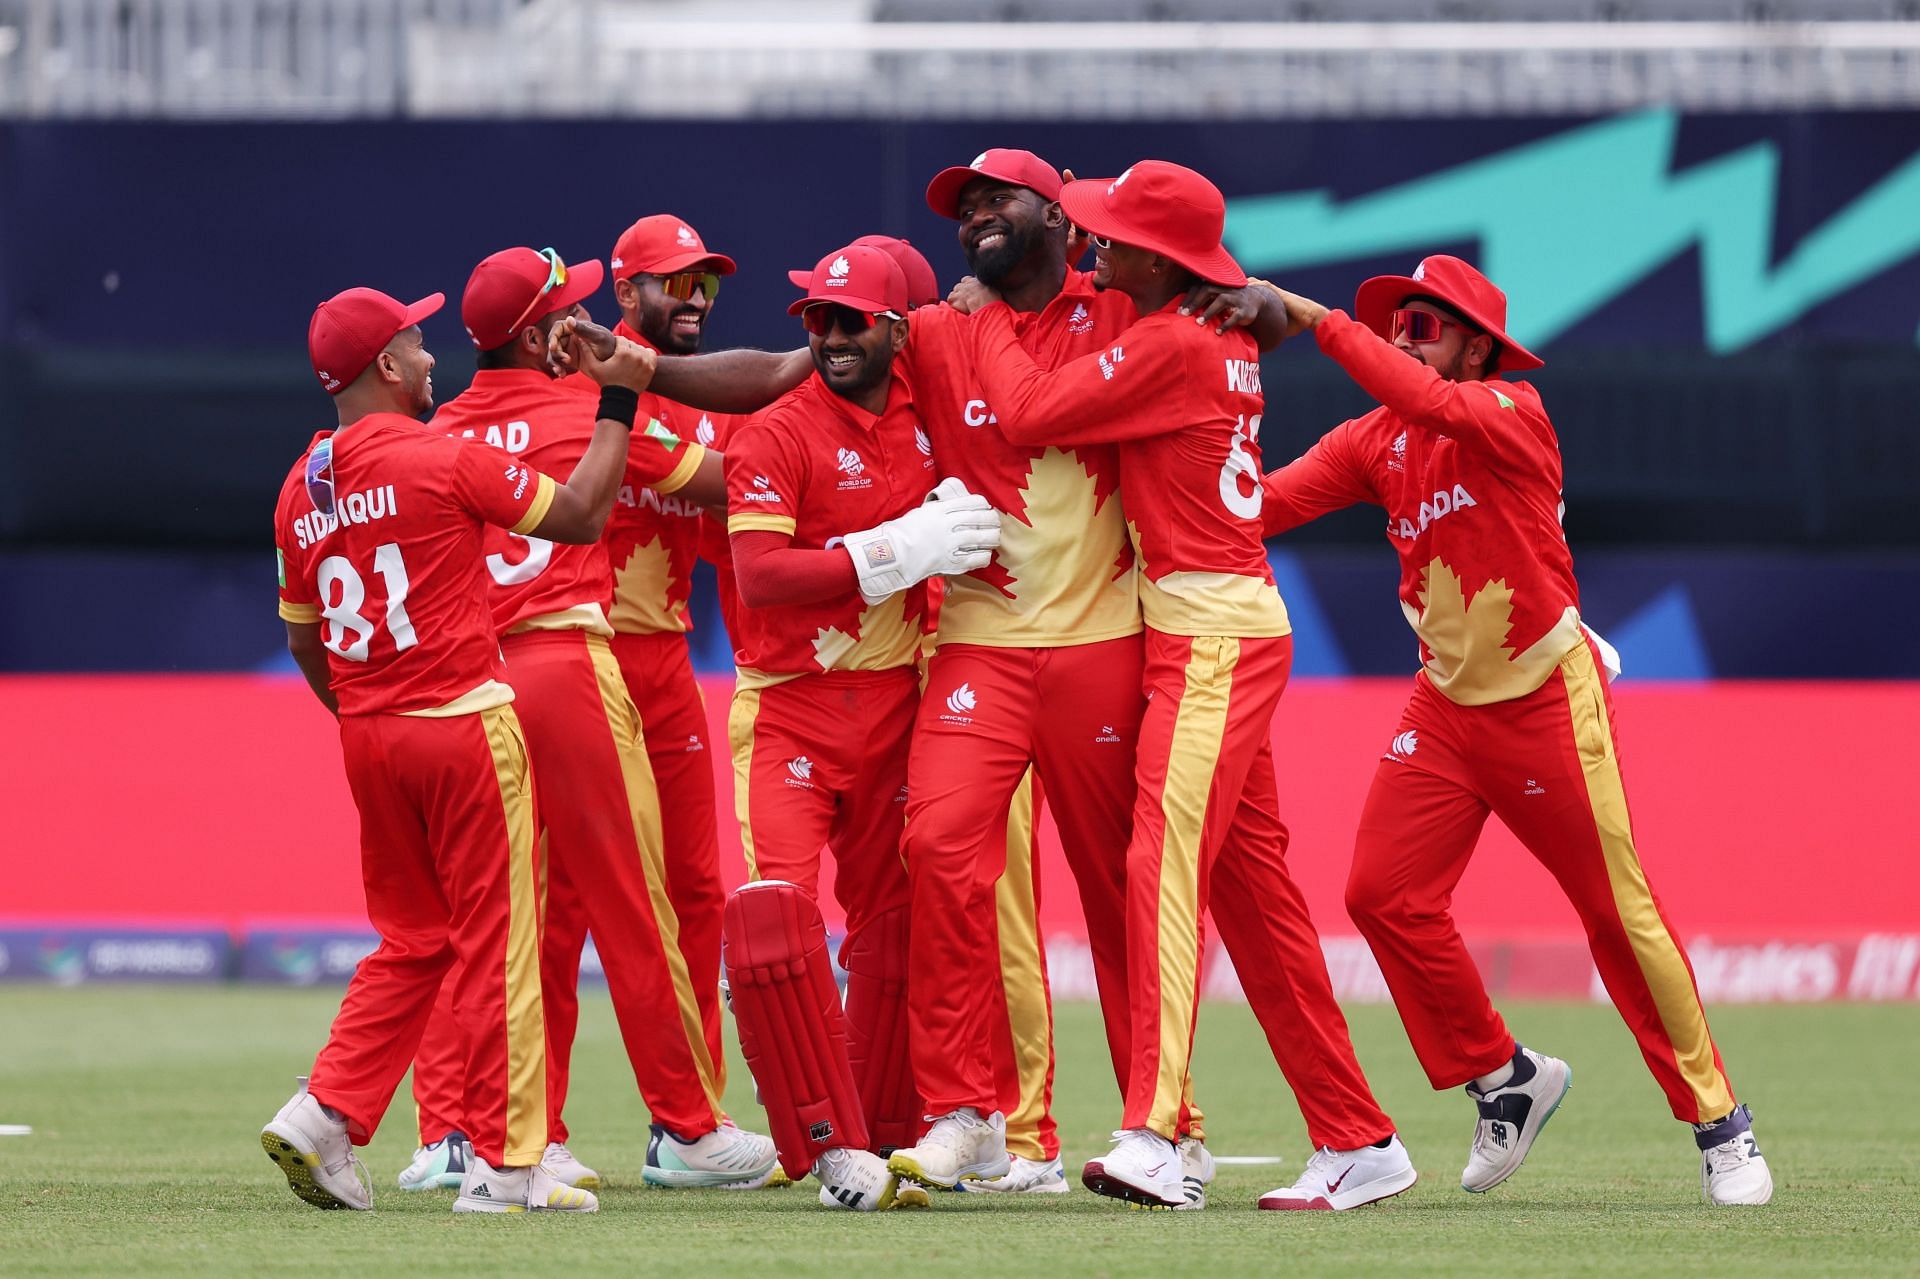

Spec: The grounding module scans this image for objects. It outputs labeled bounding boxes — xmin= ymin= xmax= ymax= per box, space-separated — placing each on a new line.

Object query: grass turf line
xmin=1 ymin=988 xmax=1915 ymax=1277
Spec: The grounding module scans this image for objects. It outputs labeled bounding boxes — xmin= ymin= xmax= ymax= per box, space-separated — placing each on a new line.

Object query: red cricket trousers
xmin=311 ymin=704 xmax=546 ymax=1168
xmin=905 ymin=636 xmax=1152 ymax=1122
xmin=1124 ymin=631 xmax=1395 ymax=1149
xmin=1345 ymin=638 xmax=1737 ymax=1123
xmin=410 ymin=630 xmax=725 ymax=1145
xmin=728 ymin=667 xmax=920 ymax=1147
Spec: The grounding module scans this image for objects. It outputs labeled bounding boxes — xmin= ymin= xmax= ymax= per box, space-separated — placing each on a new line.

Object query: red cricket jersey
xmin=273 ymin=413 xmax=556 ymax=716
xmin=602 ymin=320 xmax=731 ymax=635
xmin=1262 ymin=308 xmax=1584 ymax=706
xmin=428 ymin=368 xmax=617 ymax=637
xmin=723 ymin=372 xmax=935 ymax=683
xmin=970 ymin=298 xmax=1289 ymax=638
xmin=900 ymin=270 xmax=1141 ymax=648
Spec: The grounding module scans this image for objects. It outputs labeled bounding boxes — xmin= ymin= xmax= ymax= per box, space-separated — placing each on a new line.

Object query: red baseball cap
xmin=849 ymin=235 xmax=940 ymax=308
xmin=461 ymin=247 xmax=605 ymax=351
xmin=308 ymin=286 xmax=444 ymax=395
xmin=1353 ymin=255 xmax=1544 ymax=372
xmin=786 ymin=245 xmax=909 ymax=317
xmin=925 ymin=148 xmax=1064 ymax=219
xmin=1059 ymin=160 xmax=1246 ymax=287
xmin=609 ymin=214 xmax=737 ymax=281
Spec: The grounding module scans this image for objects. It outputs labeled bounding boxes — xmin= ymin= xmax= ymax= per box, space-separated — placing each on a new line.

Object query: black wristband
xmin=596 ymin=384 xmax=640 ymax=429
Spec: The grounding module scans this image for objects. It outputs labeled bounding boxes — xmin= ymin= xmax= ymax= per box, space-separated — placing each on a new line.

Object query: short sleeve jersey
xmin=273 ymin=413 xmax=556 ymax=716
xmin=602 ymin=319 xmax=730 ymax=635
xmin=899 ymin=271 xmax=1141 ymax=649
xmin=724 ymin=373 xmax=935 ymax=682
xmin=1261 ymin=308 xmax=1583 ymax=706
xmin=428 ymin=368 xmax=613 ymax=636
xmin=970 ymin=299 xmax=1289 ymax=638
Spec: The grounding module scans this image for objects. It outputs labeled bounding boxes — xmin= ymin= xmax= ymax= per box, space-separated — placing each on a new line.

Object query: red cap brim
xmin=786 ymin=291 xmax=899 ymax=317
xmin=1353 ymin=275 xmax=1544 ymax=372
xmin=1058 ymin=181 xmax=1247 ymax=288
xmin=401 ymin=293 xmax=446 ymax=327
xmin=786 ymin=269 xmax=811 ymax=289
xmin=619 ymin=250 xmax=737 ymax=280
xmin=541 ymin=259 xmax=606 ymax=318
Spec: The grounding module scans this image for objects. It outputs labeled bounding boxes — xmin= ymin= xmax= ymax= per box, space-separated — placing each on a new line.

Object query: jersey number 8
xmin=317 ymin=543 xmax=417 ymax=661
xmin=1219 ymin=413 xmax=1263 ymax=520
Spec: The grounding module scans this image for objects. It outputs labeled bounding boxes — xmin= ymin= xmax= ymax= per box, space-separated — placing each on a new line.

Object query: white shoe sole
xmin=888 ymin=1150 xmax=1010 ymax=1190
xmin=642 ymin=1162 xmax=779 ymax=1189
xmin=1705 ymin=1161 xmax=1774 ymax=1206
xmin=261 ymin=1123 xmax=366 ymax=1211
xmin=958 ymin=1175 xmax=1071 ymax=1194
xmin=1261 ymin=1165 xmax=1419 ymax=1211
xmin=1081 ymin=1159 xmax=1185 ymax=1210
xmin=1462 ymin=1059 xmax=1573 ymax=1194
xmin=452 ymin=1196 xmax=527 ymax=1214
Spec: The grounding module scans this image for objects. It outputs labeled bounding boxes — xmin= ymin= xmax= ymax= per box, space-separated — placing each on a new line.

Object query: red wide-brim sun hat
xmin=1057 ymin=163 xmax=1246 ymax=288
xmin=1353 ymin=255 xmax=1544 ymax=372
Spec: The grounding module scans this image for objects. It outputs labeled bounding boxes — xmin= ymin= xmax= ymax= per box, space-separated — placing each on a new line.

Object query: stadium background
xmin=2 ymin=0 xmax=1917 ymax=1008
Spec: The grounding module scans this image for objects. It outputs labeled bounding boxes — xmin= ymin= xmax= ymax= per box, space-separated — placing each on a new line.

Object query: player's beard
xmin=966 ymin=219 xmax=1043 ymax=288
xmin=645 ymin=306 xmax=706 ymax=357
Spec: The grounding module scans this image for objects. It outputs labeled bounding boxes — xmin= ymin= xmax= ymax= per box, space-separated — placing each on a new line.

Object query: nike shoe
xmin=813 ymin=1147 xmax=900 ymax=1212
xmin=1173 ymin=1136 xmax=1214 ymax=1210
xmin=541 ymin=1142 xmax=600 ymax=1190
xmin=397 ymin=1131 xmax=471 ymax=1192
xmin=1082 ymin=1128 xmax=1184 ymax=1209
xmin=957 ymin=1154 xmax=1070 ymax=1195
xmin=1259 ymin=1135 xmax=1419 ymax=1211
xmin=260 ymin=1077 xmax=371 ymax=1211
xmin=642 ymin=1122 xmax=779 ymax=1189
xmin=1697 ymin=1104 xmax=1773 ymax=1206
xmin=453 ymin=1156 xmax=597 ymax=1213
xmin=1461 ymin=1045 xmax=1573 ymax=1193
xmin=888 ymin=1109 xmax=1010 ymax=1189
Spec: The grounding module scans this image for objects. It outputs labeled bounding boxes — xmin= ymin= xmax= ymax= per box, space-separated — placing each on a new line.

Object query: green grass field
xmin=2 ymin=988 xmax=1915 ymax=1277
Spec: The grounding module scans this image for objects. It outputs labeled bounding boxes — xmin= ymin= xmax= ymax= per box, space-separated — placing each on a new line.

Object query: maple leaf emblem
xmin=1404 ymin=556 xmax=1581 ymax=705
xmin=610 ymin=535 xmax=685 ymax=633
xmin=811 ymin=592 xmax=916 ymax=672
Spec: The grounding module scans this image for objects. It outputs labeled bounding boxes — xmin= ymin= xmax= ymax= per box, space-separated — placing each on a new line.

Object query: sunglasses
xmin=801 ymin=303 xmax=900 ymax=337
xmin=652 ymin=271 xmax=721 ymax=303
xmin=305 ymin=436 xmax=336 ymax=517
xmin=1390 ymin=308 xmax=1473 ymax=344
xmin=505 ymin=247 xmax=570 ymax=337
xmin=1088 ymin=233 xmax=1115 ymax=250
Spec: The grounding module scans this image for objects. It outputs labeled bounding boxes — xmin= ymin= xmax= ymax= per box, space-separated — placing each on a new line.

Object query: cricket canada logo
xmin=940 ymin=682 xmax=978 ymax=725
xmin=914 ymin=425 xmax=932 ymax=457
xmin=829 ymin=255 xmax=851 ymax=279
xmin=786 ymin=756 xmax=815 ymax=788
xmin=696 ymin=414 xmax=717 ymax=447
xmin=1109 ymin=166 xmax=1135 ymax=195
xmin=676 ymin=224 xmax=699 ymax=248
xmin=1387 ymin=730 xmax=1419 ymax=760
xmin=1068 ymin=302 xmax=1093 ymax=335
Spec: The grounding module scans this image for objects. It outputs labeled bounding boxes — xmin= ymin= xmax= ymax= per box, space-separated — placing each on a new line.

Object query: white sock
xmin=1474 ymin=1060 xmax=1517 ymax=1091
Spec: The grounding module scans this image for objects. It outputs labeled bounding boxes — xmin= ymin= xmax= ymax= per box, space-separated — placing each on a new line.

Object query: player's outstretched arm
xmin=532 ymin=317 xmax=656 ymax=543
xmin=284 ymin=621 xmax=339 ymax=715
xmin=647 ymin=348 xmax=812 ymax=415
xmin=970 ymin=303 xmax=1187 ymax=446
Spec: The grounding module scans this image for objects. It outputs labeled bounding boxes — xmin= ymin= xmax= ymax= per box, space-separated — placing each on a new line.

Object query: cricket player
xmin=1256 ymin=256 xmax=1772 ymax=1206
xmin=262 ymin=282 xmax=652 ymax=1214
xmin=964 ymin=161 xmax=1413 ymax=1211
xmin=404 ymin=247 xmax=776 ymax=1194
xmin=722 ymin=244 xmax=1001 ymax=1209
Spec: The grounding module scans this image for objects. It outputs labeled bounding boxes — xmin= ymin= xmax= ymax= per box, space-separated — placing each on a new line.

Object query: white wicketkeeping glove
xmin=841 ymin=477 xmax=1004 ymax=605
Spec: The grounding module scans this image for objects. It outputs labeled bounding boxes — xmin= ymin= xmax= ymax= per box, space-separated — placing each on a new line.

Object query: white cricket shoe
xmin=1082 ymin=1128 xmax=1184 ymax=1209
xmin=642 ymin=1121 xmax=779 ymax=1188
xmin=957 ymin=1154 xmax=1070 ymax=1195
xmin=397 ymin=1131 xmax=471 ymax=1191
xmin=1259 ymin=1135 xmax=1419 ymax=1211
xmin=542 ymin=1142 xmax=600 ymax=1190
xmin=1698 ymin=1105 xmax=1773 ymax=1206
xmin=888 ymin=1108 xmax=1010 ymax=1189
xmin=814 ymin=1147 xmax=902 ymax=1211
xmin=453 ymin=1156 xmax=598 ymax=1213
xmin=1461 ymin=1046 xmax=1572 ymax=1193
xmin=260 ymin=1077 xmax=371 ymax=1211
xmin=1173 ymin=1136 xmax=1215 ymax=1210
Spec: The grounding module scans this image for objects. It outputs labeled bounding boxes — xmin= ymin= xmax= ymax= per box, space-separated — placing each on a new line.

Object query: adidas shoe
xmin=541 ymin=1142 xmax=600 ymax=1190
xmin=1697 ymin=1105 xmax=1773 ymax=1206
xmin=888 ymin=1109 xmax=1010 ymax=1189
xmin=1082 ymin=1128 xmax=1184 ymax=1209
xmin=453 ymin=1156 xmax=597 ymax=1213
xmin=642 ymin=1122 xmax=779 ymax=1189
xmin=1259 ymin=1135 xmax=1418 ymax=1211
xmin=1461 ymin=1045 xmax=1572 ymax=1193
xmin=397 ymin=1131 xmax=470 ymax=1192
xmin=957 ymin=1154 xmax=1070 ymax=1195
xmin=1172 ymin=1137 xmax=1214 ymax=1210
xmin=813 ymin=1147 xmax=900 ymax=1212
xmin=260 ymin=1077 xmax=371 ymax=1211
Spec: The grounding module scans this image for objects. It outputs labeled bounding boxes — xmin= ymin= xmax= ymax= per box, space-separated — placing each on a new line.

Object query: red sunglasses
xmin=1390 ymin=308 xmax=1473 ymax=344
xmin=801 ymin=303 xmax=899 ymax=336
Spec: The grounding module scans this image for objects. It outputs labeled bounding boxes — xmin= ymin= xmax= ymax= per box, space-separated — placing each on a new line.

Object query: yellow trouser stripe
xmin=995 ymin=769 xmax=1053 ymax=1161
xmin=727 ymin=686 xmax=763 ymax=881
xmin=1149 ymin=636 xmax=1239 ymax=1138
xmin=483 ymin=703 xmax=548 ymax=1163
xmin=587 ymin=635 xmax=725 ymax=1119
xmin=1561 ymin=643 xmax=1733 ymax=1119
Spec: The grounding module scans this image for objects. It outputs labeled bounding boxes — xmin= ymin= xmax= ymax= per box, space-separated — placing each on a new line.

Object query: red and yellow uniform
xmin=1263 ymin=306 xmax=1736 ymax=1123
xmin=897 ymin=273 xmax=1162 ymax=1127
xmin=724 ymin=370 xmax=934 ymax=1150
xmin=972 ymin=299 xmax=1397 ymax=1146
xmin=273 ymin=413 xmax=555 ymax=1168
xmin=411 ymin=369 xmax=726 ymax=1147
